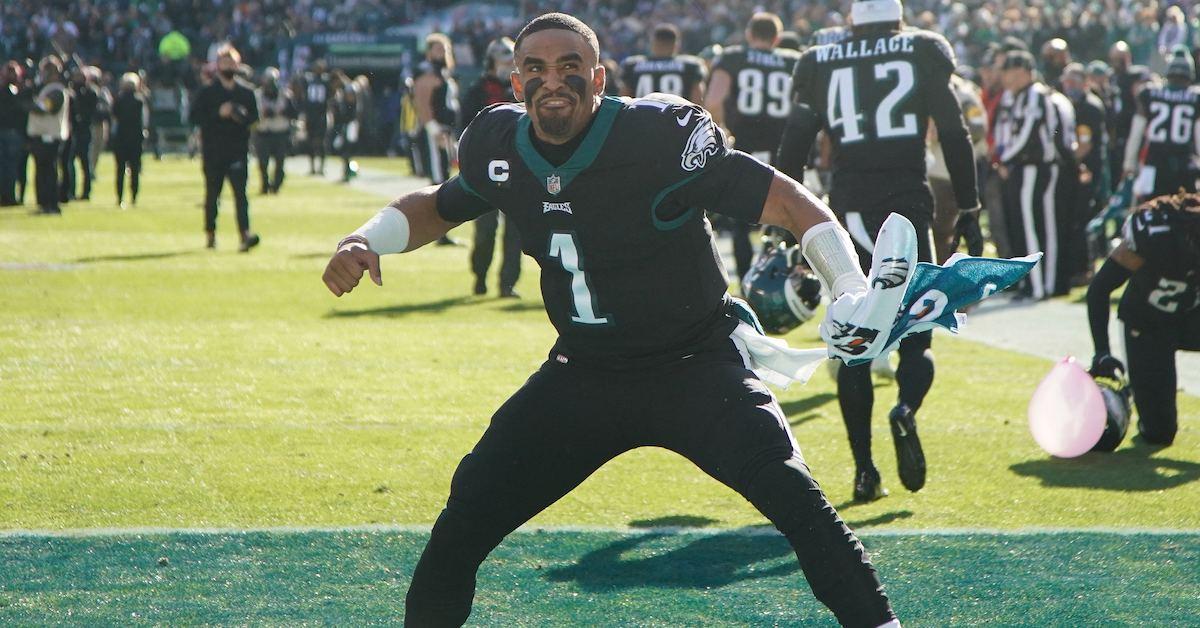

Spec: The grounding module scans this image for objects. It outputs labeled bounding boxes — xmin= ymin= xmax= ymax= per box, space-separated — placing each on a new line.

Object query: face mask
xmin=220 ymin=69 xmax=236 ymax=80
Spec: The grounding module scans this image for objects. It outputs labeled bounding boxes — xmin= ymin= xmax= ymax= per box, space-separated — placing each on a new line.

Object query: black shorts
xmin=443 ymin=342 xmax=802 ymax=531
xmin=1124 ymin=309 xmax=1200 ymax=445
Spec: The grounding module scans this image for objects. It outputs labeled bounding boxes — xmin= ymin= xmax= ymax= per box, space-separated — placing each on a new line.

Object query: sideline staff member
xmin=191 ymin=45 xmax=260 ymax=251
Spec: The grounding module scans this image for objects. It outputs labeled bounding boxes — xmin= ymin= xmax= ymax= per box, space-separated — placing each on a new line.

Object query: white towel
xmin=731 ymin=322 xmax=828 ymax=389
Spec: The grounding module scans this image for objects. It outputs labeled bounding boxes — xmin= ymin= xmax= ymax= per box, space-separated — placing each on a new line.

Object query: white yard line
xmin=1 ymin=523 xmax=1196 ymax=539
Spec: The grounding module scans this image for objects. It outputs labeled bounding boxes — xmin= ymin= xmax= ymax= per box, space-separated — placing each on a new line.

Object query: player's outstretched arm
xmin=759 ymin=171 xmax=867 ymax=299
xmin=1086 ymin=243 xmax=1139 ymax=370
xmin=322 ymin=184 xmax=458 ymax=296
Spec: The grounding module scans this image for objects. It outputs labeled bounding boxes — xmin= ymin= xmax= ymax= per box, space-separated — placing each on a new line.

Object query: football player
xmin=705 ymin=12 xmax=801 ymax=282
xmin=619 ymin=23 xmax=706 ymax=104
xmin=1123 ymin=48 xmax=1200 ymax=201
xmin=1087 ymin=192 xmax=1200 ymax=447
xmin=324 ymin=13 xmax=901 ymax=627
xmin=301 ymin=60 xmax=332 ymax=176
xmin=777 ymin=0 xmax=981 ymax=501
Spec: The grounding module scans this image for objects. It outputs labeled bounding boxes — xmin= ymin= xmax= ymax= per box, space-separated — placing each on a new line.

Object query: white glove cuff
xmin=801 ymin=221 xmax=868 ymax=298
xmin=351 ymin=207 xmax=410 ymax=255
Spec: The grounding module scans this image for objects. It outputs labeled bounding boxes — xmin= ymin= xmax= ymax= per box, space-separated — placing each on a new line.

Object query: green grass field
xmin=1 ymin=157 xmax=1198 ymax=624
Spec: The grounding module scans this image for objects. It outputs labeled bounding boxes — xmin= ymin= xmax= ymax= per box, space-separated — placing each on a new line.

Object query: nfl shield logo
xmin=546 ymin=174 xmax=561 ymax=195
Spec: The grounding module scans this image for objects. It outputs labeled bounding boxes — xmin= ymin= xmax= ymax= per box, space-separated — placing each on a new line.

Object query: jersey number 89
xmin=736 ymin=69 xmax=791 ymax=118
xmin=827 ymin=61 xmax=918 ymax=143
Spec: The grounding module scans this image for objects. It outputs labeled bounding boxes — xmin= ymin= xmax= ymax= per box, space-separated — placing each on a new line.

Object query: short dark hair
xmin=747 ymin=12 xmax=783 ymax=43
xmin=652 ymin=24 xmax=679 ymax=46
xmin=1002 ymin=50 xmax=1035 ymax=71
xmin=514 ymin=13 xmax=600 ymax=61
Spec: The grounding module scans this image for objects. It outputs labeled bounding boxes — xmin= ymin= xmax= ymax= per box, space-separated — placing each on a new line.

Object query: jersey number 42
xmin=827 ymin=61 xmax=918 ymax=143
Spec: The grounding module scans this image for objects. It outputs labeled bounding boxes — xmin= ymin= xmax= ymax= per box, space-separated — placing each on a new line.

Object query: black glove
xmin=952 ymin=209 xmax=985 ymax=257
xmin=1089 ymin=354 xmax=1126 ymax=380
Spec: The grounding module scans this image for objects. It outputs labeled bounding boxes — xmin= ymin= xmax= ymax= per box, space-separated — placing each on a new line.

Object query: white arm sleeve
xmin=351 ymin=207 xmax=411 ymax=255
xmin=1125 ymin=113 xmax=1148 ymax=172
xmin=801 ymin=221 xmax=868 ymax=298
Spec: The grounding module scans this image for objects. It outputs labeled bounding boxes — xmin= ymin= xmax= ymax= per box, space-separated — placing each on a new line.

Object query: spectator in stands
xmin=112 ymin=72 xmax=148 ymax=208
xmin=26 ymin=55 xmax=69 ymax=216
xmin=190 ymin=45 xmax=259 ymax=252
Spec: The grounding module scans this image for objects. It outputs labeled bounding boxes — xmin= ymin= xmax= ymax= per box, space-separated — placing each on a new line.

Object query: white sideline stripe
xmin=1 ymin=524 xmax=1196 ymax=539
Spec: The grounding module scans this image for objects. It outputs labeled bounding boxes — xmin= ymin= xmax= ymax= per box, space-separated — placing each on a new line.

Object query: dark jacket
xmin=190 ymin=78 xmax=259 ymax=159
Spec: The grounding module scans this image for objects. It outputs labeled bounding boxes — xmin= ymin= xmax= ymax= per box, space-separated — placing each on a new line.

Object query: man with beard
xmin=323 ymin=12 xmax=901 ymax=628
xmin=190 ymin=45 xmax=260 ymax=251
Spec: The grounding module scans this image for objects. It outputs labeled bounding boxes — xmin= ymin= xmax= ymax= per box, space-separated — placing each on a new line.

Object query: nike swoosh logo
xmin=896 ymin=423 xmax=908 ymax=437
xmin=676 ymin=111 xmax=693 ymax=126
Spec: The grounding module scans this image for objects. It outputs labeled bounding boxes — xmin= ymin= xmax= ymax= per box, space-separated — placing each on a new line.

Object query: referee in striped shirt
xmin=994 ymin=50 xmax=1069 ymax=299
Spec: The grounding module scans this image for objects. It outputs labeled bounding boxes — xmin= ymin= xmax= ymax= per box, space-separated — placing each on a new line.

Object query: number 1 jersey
xmin=436 ymin=95 xmax=774 ymax=366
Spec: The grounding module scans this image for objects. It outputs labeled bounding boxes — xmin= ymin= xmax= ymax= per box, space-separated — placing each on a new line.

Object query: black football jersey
xmin=1118 ymin=205 xmax=1200 ymax=329
xmin=302 ymin=72 xmax=331 ymax=125
xmin=621 ymin=55 xmax=707 ymax=100
xmin=1136 ymin=83 xmax=1200 ymax=164
xmin=437 ymin=96 xmax=774 ymax=366
xmin=792 ymin=30 xmax=959 ymax=213
xmin=712 ymin=46 xmax=800 ymax=158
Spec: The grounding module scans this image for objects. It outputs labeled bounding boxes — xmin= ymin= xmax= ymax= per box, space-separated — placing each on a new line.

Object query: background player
xmin=1123 ymin=48 xmax=1200 ymax=201
xmin=705 ymin=12 xmax=800 ymax=282
xmin=323 ymin=13 xmax=902 ymax=628
xmin=1088 ymin=192 xmax=1200 ymax=447
xmin=619 ymin=23 xmax=707 ymax=104
xmin=301 ymin=61 xmax=332 ymax=176
xmin=777 ymin=0 xmax=981 ymax=501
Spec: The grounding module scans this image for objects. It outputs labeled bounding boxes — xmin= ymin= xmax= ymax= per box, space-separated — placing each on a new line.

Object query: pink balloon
xmin=1028 ymin=357 xmax=1107 ymax=458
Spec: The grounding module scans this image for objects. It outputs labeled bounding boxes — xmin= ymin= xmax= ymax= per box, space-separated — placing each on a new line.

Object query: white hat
xmin=851 ymin=0 xmax=903 ymax=25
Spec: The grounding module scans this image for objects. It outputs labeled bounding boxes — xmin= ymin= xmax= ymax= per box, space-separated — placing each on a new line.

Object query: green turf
xmin=1 ymin=156 xmax=1198 ymax=533
xmin=1 ymin=529 xmax=1197 ymax=625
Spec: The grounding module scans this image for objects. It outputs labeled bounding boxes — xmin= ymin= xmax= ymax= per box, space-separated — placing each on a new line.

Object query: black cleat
xmin=238 ymin=233 xmax=261 ymax=253
xmin=853 ymin=468 xmax=888 ymax=502
xmin=889 ymin=403 xmax=926 ymax=492
xmin=499 ymin=286 xmax=521 ymax=299
xmin=473 ymin=278 xmax=487 ymax=296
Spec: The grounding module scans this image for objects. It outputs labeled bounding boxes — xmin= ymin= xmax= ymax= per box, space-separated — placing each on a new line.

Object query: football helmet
xmin=742 ymin=243 xmax=824 ymax=335
xmin=1089 ymin=355 xmax=1132 ymax=452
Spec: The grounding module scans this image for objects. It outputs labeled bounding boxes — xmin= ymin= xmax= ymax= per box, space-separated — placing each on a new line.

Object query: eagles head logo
xmin=872 ymin=257 xmax=911 ymax=290
xmin=681 ymin=116 xmax=721 ymax=172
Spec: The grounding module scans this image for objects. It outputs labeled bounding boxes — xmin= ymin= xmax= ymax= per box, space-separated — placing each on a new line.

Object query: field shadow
xmin=628 ymin=515 xmax=720 ymax=529
xmin=498 ymin=300 xmax=544 ymax=313
xmin=1009 ymin=446 xmax=1200 ymax=491
xmin=780 ymin=393 xmax=837 ymax=427
xmin=846 ymin=510 xmax=914 ymax=528
xmin=291 ymin=252 xmax=331 ymax=260
xmin=543 ymin=527 xmax=798 ymax=591
xmin=324 ymin=296 xmax=481 ymax=318
xmin=75 ymin=250 xmax=194 ymax=264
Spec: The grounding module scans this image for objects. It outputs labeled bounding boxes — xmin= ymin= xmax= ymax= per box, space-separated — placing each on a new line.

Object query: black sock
xmin=837 ymin=363 xmax=875 ymax=471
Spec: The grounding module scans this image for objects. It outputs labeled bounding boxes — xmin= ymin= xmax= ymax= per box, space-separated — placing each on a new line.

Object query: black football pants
xmin=203 ymin=156 xmax=250 ymax=233
xmin=405 ymin=347 xmax=895 ymax=627
xmin=256 ymin=131 xmax=288 ymax=193
xmin=1124 ymin=311 xmax=1200 ymax=446
xmin=1002 ymin=163 xmax=1060 ymax=298
xmin=836 ymin=209 xmax=936 ymax=473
